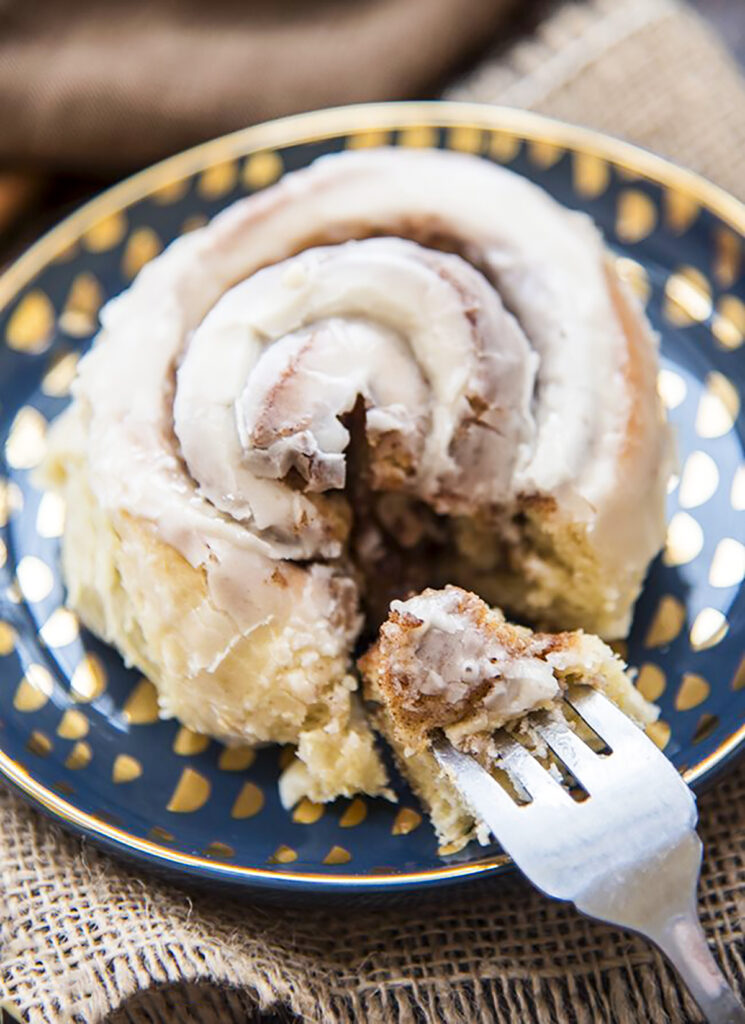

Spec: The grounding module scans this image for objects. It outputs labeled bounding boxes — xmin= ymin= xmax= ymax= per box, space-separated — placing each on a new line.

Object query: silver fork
xmin=433 ymin=685 xmax=745 ymax=1024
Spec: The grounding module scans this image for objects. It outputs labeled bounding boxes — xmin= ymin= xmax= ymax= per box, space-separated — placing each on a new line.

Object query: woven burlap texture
xmin=3 ymin=0 xmax=745 ymax=1021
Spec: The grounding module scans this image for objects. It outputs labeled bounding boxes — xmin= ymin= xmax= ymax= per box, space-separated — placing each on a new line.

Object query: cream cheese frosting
xmin=63 ymin=147 xmax=668 ymax=642
xmin=388 ymin=589 xmax=561 ymax=722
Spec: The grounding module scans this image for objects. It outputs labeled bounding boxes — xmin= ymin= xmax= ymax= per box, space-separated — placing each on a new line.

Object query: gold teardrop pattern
xmin=242 ymin=151 xmax=283 ymax=189
xmin=112 ymin=753 xmax=143 ymax=783
xmin=340 ymin=797 xmax=368 ymax=828
xmin=122 ymin=678 xmax=159 ymax=724
xmin=488 ymin=132 xmax=521 ymax=163
xmin=292 ymin=799 xmax=324 ymax=825
xmin=695 ymin=372 xmax=739 ymax=439
xmin=6 ymin=406 xmax=48 ymax=470
xmin=398 ymin=125 xmax=438 ymax=149
xmin=678 ymin=451 xmax=719 ymax=509
xmin=59 ymin=273 xmax=103 ymax=336
xmin=231 ymin=781 xmax=264 ymax=820
xmin=663 ymin=266 xmax=712 ymax=326
xmin=657 ymin=369 xmax=687 ymax=411
xmin=26 ymin=730 xmax=52 ymax=757
xmin=83 ymin=211 xmax=127 ymax=252
xmin=692 ymin=713 xmax=719 ymax=744
xmin=572 ymin=153 xmax=610 ymax=198
xmin=323 ymin=846 xmax=352 ymax=866
xmin=732 ymin=656 xmax=745 ymax=691
xmin=675 ymin=672 xmax=711 ymax=712
xmin=36 ymin=491 xmax=66 ymax=538
xmin=663 ymin=511 xmax=703 ymax=567
xmin=689 ymin=608 xmax=729 ymax=651
xmin=148 ymin=826 xmax=175 ymax=843
xmin=14 ymin=665 xmax=53 ymax=712
xmin=167 ymin=767 xmax=211 ymax=813
xmin=203 ymin=842 xmax=235 ymax=860
xmin=644 ymin=595 xmax=686 ymax=648
xmin=181 ymin=214 xmax=208 ymax=234
xmin=708 ymin=538 xmax=745 ymax=589
xmin=392 ymin=808 xmax=422 ymax=836
xmin=56 ymin=709 xmax=89 ymax=740
xmin=65 ymin=741 xmax=93 ymax=770
xmin=151 ymin=178 xmax=189 ymax=205
xmin=0 ymin=621 xmax=16 ymax=656
xmin=6 ymin=290 xmax=55 ymax=353
xmin=198 ymin=161 xmax=239 ymax=200
xmin=616 ymin=189 xmax=657 ymax=243
xmin=448 ymin=126 xmax=483 ymax=154
xmin=268 ymin=845 xmax=298 ymax=864
xmin=528 ymin=140 xmax=563 ymax=169
xmin=16 ymin=555 xmax=54 ymax=602
xmin=172 ymin=726 xmax=209 ymax=756
xmin=347 ymin=129 xmax=390 ymax=150
xmin=664 ymin=189 xmax=699 ymax=234
xmin=713 ymin=227 xmax=740 ymax=287
xmin=42 ymin=349 xmax=80 ymax=397
xmin=40 ymin=607 xmax=79 ymax=647
xmin=71 ymin=654 xmax=107 ymax=702
xmin=218 ymin=745 xmax=256 ymax=771
xmin=635 ymin=663 xmax=667 ymax=702
xmin=0 ymin=479 xmax=23 ymax=526
xmin=122 ymin=227 xmax=162 ymax=280
xmin=712 ymin=295 xmax=745 ymax=350
xmin=647 ymin=720 xmax=671 ymax=750
xmin=615 ymin=257 xmax=650 ymax=306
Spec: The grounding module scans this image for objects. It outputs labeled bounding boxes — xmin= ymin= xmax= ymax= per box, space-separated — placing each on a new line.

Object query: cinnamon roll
xmin=359 ymin=585 xmax=658 ymax=851
xmin=44 ymin=146 xmax=669 ymax=808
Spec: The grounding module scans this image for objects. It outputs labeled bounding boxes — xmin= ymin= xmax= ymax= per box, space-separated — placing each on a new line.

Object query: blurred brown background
xmin=1 ymin=0 xmax=740 ymax=274
xmin=0 ymin=0 xmax=742 ymax=273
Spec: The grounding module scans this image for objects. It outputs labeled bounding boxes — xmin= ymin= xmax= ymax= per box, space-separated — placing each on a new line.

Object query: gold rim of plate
xmin=0 ymin=101 xmax=743 ymax=888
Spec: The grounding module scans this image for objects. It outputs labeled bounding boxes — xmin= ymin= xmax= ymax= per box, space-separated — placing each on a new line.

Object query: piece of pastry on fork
xmin=359 ymin=585 xmax=658 ymax=853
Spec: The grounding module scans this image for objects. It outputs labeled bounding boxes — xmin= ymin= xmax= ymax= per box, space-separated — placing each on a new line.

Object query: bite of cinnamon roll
xmin=359 ymin=585 xmax=658 ymax=852
xmin=43 ymin=146 xmax=670 ymax=813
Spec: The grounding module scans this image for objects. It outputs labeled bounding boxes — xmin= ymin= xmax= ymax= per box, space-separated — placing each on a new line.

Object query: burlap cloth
xmin=2 ymin=1 xmax=745 ymax=1021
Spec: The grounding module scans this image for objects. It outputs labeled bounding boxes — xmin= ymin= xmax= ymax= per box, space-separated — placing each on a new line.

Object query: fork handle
xmin=654 ymin=912 xmax=745 ymax=1024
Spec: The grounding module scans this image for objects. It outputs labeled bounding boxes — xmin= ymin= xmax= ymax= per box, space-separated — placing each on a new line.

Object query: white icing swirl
xmin=174 ymin=237 xmax=537 ymax=559
xmin=67 ymin=147 xmax=669 ymax=638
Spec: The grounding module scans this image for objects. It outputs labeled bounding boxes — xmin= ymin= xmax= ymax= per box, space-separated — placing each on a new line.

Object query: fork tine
xmin=491 ymin=732 xmax=574 ymax=807
xmin=566 ymin=686 xmax=649 ymax=750
xmin=431 ymin=736 xmax=524 ymax=831
xmin=532 ymin=712 xmax=602 ymax=791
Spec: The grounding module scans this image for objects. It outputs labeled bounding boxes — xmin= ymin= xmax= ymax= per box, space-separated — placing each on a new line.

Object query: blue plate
xmin=0 ymin=103 xmax=742 ymax=897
